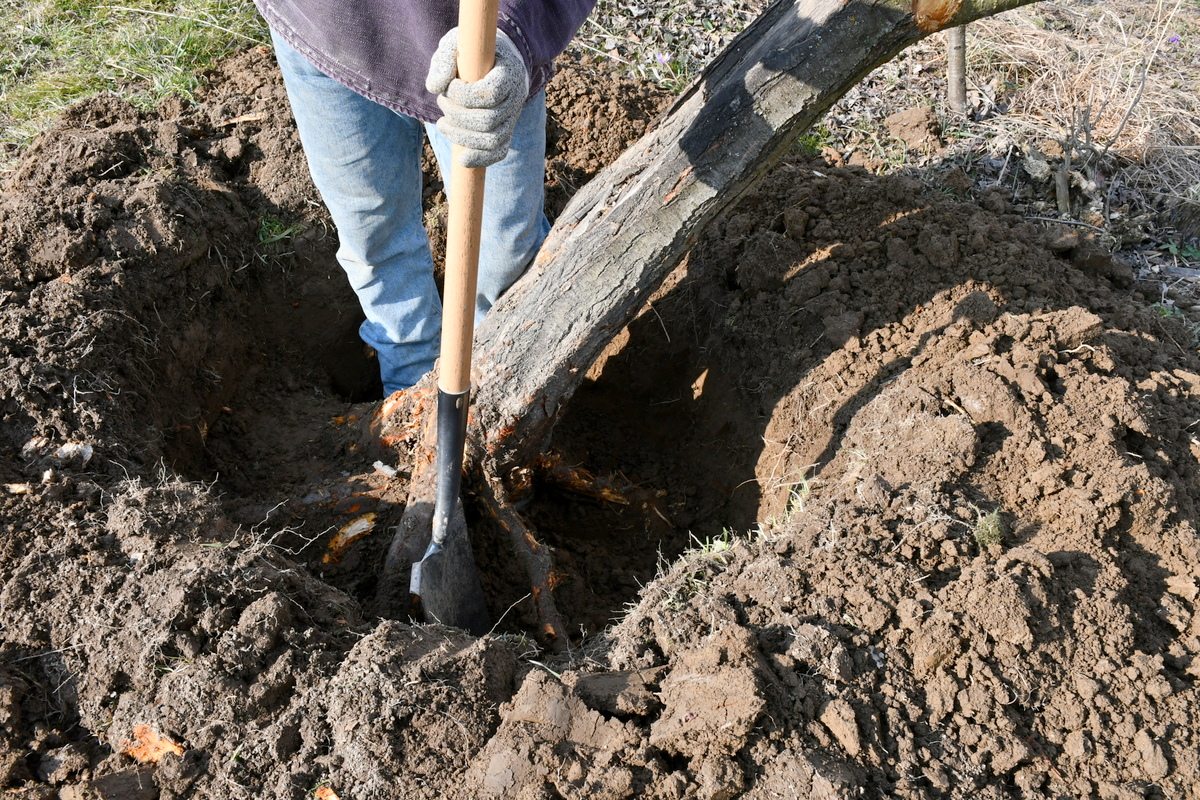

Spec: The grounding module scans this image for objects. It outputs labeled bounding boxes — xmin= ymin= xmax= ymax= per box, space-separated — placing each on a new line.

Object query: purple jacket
xmin=256 ymin=0 xmax=595 ymax=122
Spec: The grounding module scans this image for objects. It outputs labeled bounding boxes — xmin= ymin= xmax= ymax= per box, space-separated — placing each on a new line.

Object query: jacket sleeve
xmin=497 ymin=0 xmax=596 ymax=73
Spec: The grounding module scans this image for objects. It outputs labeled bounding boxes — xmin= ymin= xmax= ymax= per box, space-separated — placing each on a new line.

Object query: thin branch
xmin=1025 ymin=215 xmax=1106 ymax=233
xmin=1097 ymin=60 xmax=1148 ymax=164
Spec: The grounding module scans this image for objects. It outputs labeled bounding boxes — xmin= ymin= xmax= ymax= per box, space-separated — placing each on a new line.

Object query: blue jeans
xmin=271 ymin=31 xmax=550 ymax=394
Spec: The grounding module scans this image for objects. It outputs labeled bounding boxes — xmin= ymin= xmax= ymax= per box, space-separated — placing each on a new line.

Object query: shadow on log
xmin=382 ymin=0 xmax=1042 ymax=645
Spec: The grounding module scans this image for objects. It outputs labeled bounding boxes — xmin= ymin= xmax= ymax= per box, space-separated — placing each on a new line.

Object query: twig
xmin=14 ymin=645 xmax=84 ymax=663
xmin=1153 ymin=265 xmax=1200 ymax=281
xmin=1097 ymin=60 xmax=1148 ymax=164
xmin=573 ymin=38 xmax=634 ymax=66
xmin=411 ymin=702 xmax=473 ymax=740
xmin=1024 ymin=215 xmax=1105 ymax=233
xmin=648 ymin=302 xmax=671 ymax=343
xmin=486 ymin=592 xmax=533 ymax=637
xmin=1097 ymin=0 xmax=1183 ymax=163
xmin=995 ymin=142 xmax=1014 ymax=185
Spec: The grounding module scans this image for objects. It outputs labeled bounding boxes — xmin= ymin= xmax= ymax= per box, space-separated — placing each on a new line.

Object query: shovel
xmin=407 ymin=0 xmax=498 ymax=635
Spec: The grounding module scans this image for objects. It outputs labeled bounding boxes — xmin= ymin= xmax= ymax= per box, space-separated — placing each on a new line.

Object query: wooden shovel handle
xmin=440 ymin=0 xmax=499 ymax=395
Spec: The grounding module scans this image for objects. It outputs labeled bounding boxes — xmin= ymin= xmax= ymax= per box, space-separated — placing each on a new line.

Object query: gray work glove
xmin=426 ymin=29 xmax=530 ymax=168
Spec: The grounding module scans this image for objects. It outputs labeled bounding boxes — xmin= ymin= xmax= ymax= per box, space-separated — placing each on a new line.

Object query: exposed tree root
xmin=479 ymin=471 xmax=569 ymax=650
xmin=377 ymin=0 xmax=1043 ymax=640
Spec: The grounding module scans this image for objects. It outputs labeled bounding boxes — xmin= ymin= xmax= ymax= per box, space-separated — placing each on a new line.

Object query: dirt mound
xmin=1 ymin=43 xmax=1197 ymax=800
xmin=575 ymin=162 xmax=1200 ymax=798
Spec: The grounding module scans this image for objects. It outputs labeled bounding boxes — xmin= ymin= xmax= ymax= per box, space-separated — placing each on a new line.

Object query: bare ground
xmin=0 ymin=36 xmax=1197 ymax=800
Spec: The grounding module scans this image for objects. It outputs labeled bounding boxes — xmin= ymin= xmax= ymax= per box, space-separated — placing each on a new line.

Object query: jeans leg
xmin=271 ymin=30 xmax=440 ymax=394
xmin=426 ymin=90 xmax=551 ymax=325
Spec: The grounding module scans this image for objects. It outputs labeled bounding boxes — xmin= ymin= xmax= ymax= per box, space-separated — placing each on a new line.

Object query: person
xmin=254 ymin=1 xmax=596 ymax=396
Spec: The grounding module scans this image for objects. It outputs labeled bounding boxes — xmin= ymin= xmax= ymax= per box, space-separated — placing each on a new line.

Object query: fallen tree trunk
xmin=472 ymin=0 xmax=1037 ymax=473
xmin=384 ymin=0 xmax=1041 ymax=639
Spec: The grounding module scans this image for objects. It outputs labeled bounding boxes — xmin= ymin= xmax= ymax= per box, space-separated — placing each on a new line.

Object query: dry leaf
xmin=122 ymin=724 xmax=184 ymax=763
xmin=314 ymin=788 xmax=341 ymax=800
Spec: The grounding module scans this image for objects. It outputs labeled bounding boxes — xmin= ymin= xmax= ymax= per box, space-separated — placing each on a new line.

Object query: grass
xmin=792 ymin=124 xmax=835 ymax=159
xmin=0 ymin=0 xmax=267 ymax=156
xmin=257 ymin=216 xmax=304 ymax=245
xmin=664 ymin=530 xmax=735 ymax=609
xmin=690 ymin=529 xmax=733 ymax=558
xmin=786 ymin=474 xmax=811 ymax=516
xmin=572 ymin=0 xmax=765 ymax=92
xmin=971 ymin=505 xmax=1004 ymax=549
xmin=256 ymin=215 xmax=305 ymax=270
xmin=763 ymin=472 xmax=813 ymax=531
xmin=940 ymin=0 xmax=1200 ymax=244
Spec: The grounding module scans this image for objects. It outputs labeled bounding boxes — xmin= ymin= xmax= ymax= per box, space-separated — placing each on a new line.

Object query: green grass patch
xmin=664 ymin=531 xmax=735 ymax=609
xmin=971 ymin=505 xmax=1004 ymax=549
xmin=257 ymin=215 xmax=303 ymax=246
xmin=0 ymin=0 xmax=268 ymax=155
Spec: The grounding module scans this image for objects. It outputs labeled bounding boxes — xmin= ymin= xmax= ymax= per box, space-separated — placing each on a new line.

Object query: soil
xmin=1 ymin=41 xmax=1198 ymax=800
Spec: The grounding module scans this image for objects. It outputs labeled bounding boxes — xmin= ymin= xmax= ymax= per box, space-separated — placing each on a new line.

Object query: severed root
xmin=374 ymin=386 xmax=569 ymax=648
xmin=531 ymin=451 xmax=630 ymax=506
xmin=355 ymin=386 xmax=435 ymax=456
xmin=478 ymin=471 xmax=569 ymax=650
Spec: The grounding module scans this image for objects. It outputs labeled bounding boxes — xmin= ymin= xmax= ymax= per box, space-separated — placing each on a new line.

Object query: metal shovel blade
xmin=409 ymin=388 xmax=490 ymax=635
xmin=410 ymin=498 xmax=489 ymax=634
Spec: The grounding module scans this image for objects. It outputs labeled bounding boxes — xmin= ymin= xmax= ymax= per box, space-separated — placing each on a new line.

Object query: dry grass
xmin=966 ymin=0 xmax=1199 ymax=219
xmin=815 ymin=0 xmax=1200 ymax=260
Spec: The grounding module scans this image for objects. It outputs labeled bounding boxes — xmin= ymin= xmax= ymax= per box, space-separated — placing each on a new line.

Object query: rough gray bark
xmin=386 ymin=0 xmax=1043 ymax=640
xmin=469 ymin=0 xmax=1038 ymax=475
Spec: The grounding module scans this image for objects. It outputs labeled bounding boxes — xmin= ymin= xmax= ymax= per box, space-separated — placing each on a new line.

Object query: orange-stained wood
xmin=122 ymin=725 xmax=184 ymax=764
xmin=323 ymin=513 xmax=377 ymax=564
xmin=912 ymin=0 xmax=964 ymax=32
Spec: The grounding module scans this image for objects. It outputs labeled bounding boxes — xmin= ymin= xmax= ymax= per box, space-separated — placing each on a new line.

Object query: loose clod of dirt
xmin=1 ymin=43 xmax=1198 ymax=800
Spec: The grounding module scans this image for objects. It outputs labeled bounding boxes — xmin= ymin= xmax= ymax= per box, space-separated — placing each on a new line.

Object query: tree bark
xmin=384 ymin=0 xmax=1043 ymax=639
xmin=947 ymin=25 xmax=969 ymax=116
xmin=470 ymin=0 xmax=1037 ymax=475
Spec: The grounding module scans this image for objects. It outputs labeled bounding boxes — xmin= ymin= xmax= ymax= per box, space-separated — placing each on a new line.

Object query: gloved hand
xmin=426 ymin=29 xmax=530 ymax=168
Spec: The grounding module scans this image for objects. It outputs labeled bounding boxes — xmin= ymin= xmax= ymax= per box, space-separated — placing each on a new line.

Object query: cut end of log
xmin=912 ymin=0 xmax=963 ymax=32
